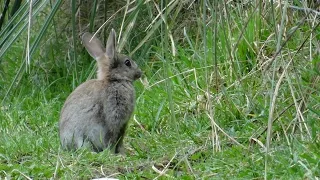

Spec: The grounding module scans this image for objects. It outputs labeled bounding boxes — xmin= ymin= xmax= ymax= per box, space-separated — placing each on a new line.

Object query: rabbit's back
xmin=59 ymin=80 xmax=107 ymax=150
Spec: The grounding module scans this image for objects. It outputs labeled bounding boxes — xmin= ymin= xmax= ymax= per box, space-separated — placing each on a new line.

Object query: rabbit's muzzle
xmin=134 ymin=69 xmax=142 ymax=80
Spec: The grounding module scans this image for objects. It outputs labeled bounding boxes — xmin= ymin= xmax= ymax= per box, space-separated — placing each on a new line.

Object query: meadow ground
xmin=0 ymin=0 xmax=319 ymax=179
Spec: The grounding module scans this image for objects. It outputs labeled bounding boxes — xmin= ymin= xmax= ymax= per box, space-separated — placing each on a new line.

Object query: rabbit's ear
xmin=82 ymin=33 xmax=105 ymax=59
xmin=106 ymin=29 xmax=116 ymax=60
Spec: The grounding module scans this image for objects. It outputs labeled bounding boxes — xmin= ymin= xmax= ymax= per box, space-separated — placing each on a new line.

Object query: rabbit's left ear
xmin=106 ymin=29 xmax=116 ymax=60
xmin=82 ymin=33 xmax=105 ymax=60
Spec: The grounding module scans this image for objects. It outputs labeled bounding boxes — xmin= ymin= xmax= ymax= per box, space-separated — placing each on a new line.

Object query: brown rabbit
xmin=59 ymin=29 xmax=142 ymax=153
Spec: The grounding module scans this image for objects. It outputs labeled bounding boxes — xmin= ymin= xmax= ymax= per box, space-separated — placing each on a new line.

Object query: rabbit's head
xmin=82 ymin=29 xmax=142 ymax=82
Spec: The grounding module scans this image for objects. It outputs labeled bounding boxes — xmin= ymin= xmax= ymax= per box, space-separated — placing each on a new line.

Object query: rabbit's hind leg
xmin=60 ymin=131 xmax=86 ymax=151
xmin=76 ymin=136 xmax=93 ymax=150
xmin=87 ymin=125 xmax=109 ymax=152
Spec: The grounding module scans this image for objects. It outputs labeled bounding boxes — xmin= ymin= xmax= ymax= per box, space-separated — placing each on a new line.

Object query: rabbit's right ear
xmin=105 ymin=29 xmax=116 ymax=60
xmin=82 ymin=33 xmax=105 ymax=59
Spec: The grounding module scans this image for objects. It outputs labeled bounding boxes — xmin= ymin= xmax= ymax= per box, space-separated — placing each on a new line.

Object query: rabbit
xmin=59 ymin=29 xmax=142 ymax=153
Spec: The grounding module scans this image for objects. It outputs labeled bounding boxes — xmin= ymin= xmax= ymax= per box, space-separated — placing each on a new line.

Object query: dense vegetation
xmin=0 ymin=0 xmax=319 ymax=179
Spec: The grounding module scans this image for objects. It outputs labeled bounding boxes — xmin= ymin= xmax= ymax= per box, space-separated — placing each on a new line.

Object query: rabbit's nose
xmin=135 ymin=70 xmax=142 ymax=79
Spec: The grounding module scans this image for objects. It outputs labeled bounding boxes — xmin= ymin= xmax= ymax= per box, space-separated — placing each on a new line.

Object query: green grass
xmin=0 ymin=0 xmax=319 ymax=179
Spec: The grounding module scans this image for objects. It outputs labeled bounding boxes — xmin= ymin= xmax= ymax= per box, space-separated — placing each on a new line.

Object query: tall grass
xmin=0 ymin=0 xmax=319 ymax=179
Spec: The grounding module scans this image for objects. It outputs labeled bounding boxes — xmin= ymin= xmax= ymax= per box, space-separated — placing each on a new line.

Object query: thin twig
xmin=288 ymin=5 xmax=320 ymax=16
xmin=11 ymin=169 xmax=32 ymax=180
xmin=53 ymin=154 xmax=60 ymax=179
xmin=152 ymin=152 xmax=177 ymax=180
xmin=206 ymin=112 xmax=246 ymax=149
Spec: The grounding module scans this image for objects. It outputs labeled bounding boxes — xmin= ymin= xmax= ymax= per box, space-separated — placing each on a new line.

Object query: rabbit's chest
xmin=102 ymin=82 xmax=135 ymax=119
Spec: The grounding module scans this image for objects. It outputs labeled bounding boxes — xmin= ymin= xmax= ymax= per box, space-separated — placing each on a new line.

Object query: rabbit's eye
xmin=125 ymin=59 xmax=131 ymax=67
